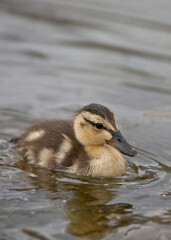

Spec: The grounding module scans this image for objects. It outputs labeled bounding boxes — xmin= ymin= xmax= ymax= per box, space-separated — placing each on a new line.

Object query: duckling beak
xmin=107 ymin=131 xmax=137 ymax=157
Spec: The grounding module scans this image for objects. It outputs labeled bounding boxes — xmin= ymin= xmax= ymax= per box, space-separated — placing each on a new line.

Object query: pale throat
xmin=84 ymin=144 xmax=126 ymax=177
xmin=85 ymin=143 xmax=125 ymax=160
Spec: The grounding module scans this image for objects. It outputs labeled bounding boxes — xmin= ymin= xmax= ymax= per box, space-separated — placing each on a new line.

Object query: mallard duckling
xmin=11 ymin=103 xmax=136 ymax=177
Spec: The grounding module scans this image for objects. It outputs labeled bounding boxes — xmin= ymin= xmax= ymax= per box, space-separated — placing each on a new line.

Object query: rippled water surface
xmin=0 ymin=0 xmax=171 ymax=239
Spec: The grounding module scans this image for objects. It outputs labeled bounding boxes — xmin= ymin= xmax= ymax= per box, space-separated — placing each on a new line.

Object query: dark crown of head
xmin=78 ymin=103 xmax=116 ymax=128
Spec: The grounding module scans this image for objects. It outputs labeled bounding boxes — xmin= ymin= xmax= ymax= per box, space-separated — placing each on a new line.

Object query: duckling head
xmin=74 ymin=103 xmax=137 ymax=157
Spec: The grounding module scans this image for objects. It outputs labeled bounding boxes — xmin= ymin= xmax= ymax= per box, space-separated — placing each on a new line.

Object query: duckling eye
xmin=95 ymin=123 xmax=104 ymax=129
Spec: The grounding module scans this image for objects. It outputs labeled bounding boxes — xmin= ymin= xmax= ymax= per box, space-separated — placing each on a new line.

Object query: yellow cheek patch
xmin=103 ymin=130 xmax=113 ymax=141
xmin=81 ymin=112 xmax=115 ymax=131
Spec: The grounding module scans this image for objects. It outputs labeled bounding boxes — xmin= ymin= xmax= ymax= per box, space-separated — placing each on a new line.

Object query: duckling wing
xmin=12 ymin=119 xmax=79 ymax=168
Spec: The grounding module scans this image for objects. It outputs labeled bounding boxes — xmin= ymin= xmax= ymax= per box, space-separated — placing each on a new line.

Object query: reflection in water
xmin=65 ymin=187 xmax=133 ymax=239
xmin=1 ymin=151 xmax=170 ymax=239
xmin=13 ymin=160 xmax=148 ymax=239
xmin=65 ymin=185 xmax=113 ymax=239
xmin=14 ymin=160 xmax=133 ymax=239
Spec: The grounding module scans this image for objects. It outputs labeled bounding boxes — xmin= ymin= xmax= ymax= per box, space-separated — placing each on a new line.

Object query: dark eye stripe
xmin=107 ymin=129 xmax=115 ymax=136
xmin=84 ymin=117 xmax=96 ymax=127
xmin=84 ymin=118 xmax=115 ymax=135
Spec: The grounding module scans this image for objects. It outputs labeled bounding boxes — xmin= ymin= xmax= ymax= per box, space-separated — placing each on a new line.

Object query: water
xmin=0 ymin=0 xmax=171 ymax=239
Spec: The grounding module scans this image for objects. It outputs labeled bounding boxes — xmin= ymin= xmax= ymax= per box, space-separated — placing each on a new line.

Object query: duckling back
xmin=13 ymin=120 xmax=85 ymax=169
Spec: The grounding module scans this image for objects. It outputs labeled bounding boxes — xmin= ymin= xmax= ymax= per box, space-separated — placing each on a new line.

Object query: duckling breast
xmin=84 ymin=145 xmax=126 ymax=177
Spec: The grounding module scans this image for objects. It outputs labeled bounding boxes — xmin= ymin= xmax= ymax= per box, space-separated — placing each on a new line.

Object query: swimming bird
xmin=11 ymin=103 xmax=136 ymax=177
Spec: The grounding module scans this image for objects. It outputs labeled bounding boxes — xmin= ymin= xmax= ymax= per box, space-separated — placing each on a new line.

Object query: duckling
xmin=11 ymin=103 xmax=136 ymax=177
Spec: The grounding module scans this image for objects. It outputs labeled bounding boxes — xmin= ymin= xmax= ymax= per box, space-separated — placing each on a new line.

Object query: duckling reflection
xmin=64 ymin=182 xmax=132 ymax=239
xmin=14 ymin=161 xmax=133 ymax=239
xmin=65 ymin=185 xmax=114 ymax=239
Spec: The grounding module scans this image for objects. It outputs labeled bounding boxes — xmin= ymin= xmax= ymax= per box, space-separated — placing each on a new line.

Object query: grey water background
xmin=0 ymin=0 xmax=171 ymax=239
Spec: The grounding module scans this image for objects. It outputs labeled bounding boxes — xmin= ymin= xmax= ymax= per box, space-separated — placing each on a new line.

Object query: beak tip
xmin=131 ymin=148 xmax=137 ymax=157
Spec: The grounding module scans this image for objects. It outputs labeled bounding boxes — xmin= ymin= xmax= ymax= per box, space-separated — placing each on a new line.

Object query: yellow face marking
xmin=25 ymin=130 xmax=45 ymax=141
xmin=55 ymin=134 xmax=72 ymax=164
xmin=80 ymin=112 xmax=115 ymax=131
xmin=74 ymin=112 xmax=115 ymax=146
xmin=39 ymin=148 xmax=54 ymax=166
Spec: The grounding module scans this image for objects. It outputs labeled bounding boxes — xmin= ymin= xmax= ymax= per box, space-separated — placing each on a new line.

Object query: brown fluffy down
xmin=11 ymin=104 xmax=127 ymax=177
